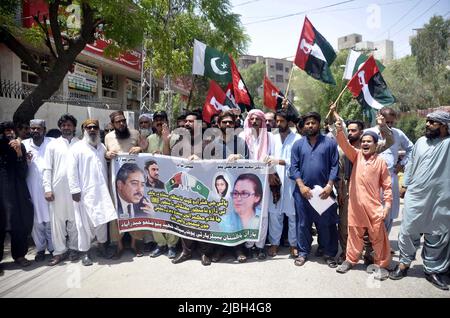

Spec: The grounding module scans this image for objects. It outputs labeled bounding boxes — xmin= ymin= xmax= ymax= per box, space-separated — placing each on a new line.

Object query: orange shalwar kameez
xmin=336 ymin=130 xmax=392 ymax=268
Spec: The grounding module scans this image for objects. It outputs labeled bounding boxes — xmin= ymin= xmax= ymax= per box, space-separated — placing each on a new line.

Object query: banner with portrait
xmin=111 ymin=154 xmax=269 ymax=246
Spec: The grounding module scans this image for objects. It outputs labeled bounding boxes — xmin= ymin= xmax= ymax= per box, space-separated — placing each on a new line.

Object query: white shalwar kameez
xmin=67 ymin=140 xmax=117 ymax=252
xmin=43 ymin=136 xmax=79 ymax=256
xmin=23 ymin=137 xmax=54 ymax=253
xmin=268 ymin=132 xmax=302 ymax=247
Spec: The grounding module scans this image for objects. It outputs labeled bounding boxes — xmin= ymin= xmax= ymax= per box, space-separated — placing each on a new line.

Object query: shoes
xmin=389 ymin=264 xmax=409 ymax=280
xmin=48 ymin=254 xmax=66 ymax=266
xmin=97 ymin=243 xmax=113 ymax=259
xmin=171 ymin=252 xmax=191 ymax=264
xmin=289 ymin=246 xmax=299 ymax=258
xmin=314 ymin=247 xmax=324 ymax=257
xmin=68 ymin=249 xmax=80 ymax=261
xmin=337 ymin=253 xmax=346 ymax=265
xmin=336 ymin=260 xmax=353 ymax=274
xmin=373 ymin=268 xmax=390 ymax=281
xmin=201 ymin=254 xmax=211 ymax=266
xmin=294 ymin=256 xmax=307 ymax=267
xmin=143 ymin=242 xmax=156 ymax=253
xmin=268 ymin=245 xmax=278 ymax=257
xmin=324 ymin=256 xmax=338 ymax=268
xmin=81 ymin=253 xmax=93 ymax=266
xmin=211 ymin=249 xmax=223 ymax=263
xmin=34 ymin=250 xmax=46 ymax=262
xmin=256 ymin=248 xmax=267 ymax=260
xmin=167 ymin=247 xmax=177 ymax=259
xmin=235 ymin=248 xmax=247 ymax=263
xmin=150 ymin=246 xmax=167 ymax=258
xmin=131 ymin=243 xmax=144 ymax=257
xmin=425 ymin=273 xmax=449 ymax=291
xmin=15 ymin=257 xmax=31 ymax=267
xmin=112 ymin=247 xmax=124 ymax=260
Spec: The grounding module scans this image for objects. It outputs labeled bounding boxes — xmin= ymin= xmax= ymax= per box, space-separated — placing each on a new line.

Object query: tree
xmin=410 ymin=15 xmax=450 ymax=105
xmin=240 ymin=62 xmax=265 ymax=108
xmin=0 ymin=0 xmax=146 ymax=124
xmin=141 ymin=0 xmax=248 ymax=116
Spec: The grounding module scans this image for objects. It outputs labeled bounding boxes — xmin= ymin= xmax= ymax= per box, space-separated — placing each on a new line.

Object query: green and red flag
xmin=347 ymin=55 xmax=395 ymax=111
xmin=294 ymin=16 xmax=336 ymax=85
xmin=165 ymin=172 xmax=183 ymax=193
xmin=343 ymin=49 xmax=385 ymax=80
xmin=230 ymin=56 xmax=254 ymax=112
xmin=263 ymin=76 xmax=299 ymax=120
xmin=263 ymin=76 xmax=283 ymax=110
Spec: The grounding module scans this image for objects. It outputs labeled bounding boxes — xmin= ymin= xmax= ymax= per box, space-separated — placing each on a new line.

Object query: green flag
xmin=192 ymin=39 xmax=231 ymax=83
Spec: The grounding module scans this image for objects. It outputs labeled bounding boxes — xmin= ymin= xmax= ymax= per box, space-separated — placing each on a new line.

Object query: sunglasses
xmin=86 ymin=125 xmax=99 ymax=130
xmin=104 ymin=129 xmax=113 ymax=132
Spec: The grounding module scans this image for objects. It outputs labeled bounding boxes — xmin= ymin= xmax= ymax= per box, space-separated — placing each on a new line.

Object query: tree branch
xmin=0 ymin=26 xmax=47 ymax=79
xmin=48 ymin=0 xmax=65 ymax=57
xmin=33 ymin=13 xmax=58 ymax=59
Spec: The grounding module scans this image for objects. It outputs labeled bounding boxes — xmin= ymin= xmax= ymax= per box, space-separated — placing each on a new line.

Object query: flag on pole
xmin=230 ymin=56 xmax=254 ymax=112
xmin=203 ymin=80 xmax=227 ymax=123
xmin=263 ymin=76 xmax=283 ymax=110
xmin=263 ymin=76 xmax=300 ymax=120
xmin=343 ymin=49 xmax=385 ymax=80
xmin=347 ymin=55 xmax=395 ymax=111
xmin=294 ymin=16 xmax=336 ymax=85
xmin=192 ymin=39 xmax=232 ymax=83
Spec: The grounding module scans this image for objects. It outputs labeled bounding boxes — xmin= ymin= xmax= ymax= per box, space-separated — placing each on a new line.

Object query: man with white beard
xmin=68 ymin=119 xmax=117 ymax=266
xmin=43 ymin=114 xmax=80 ymax=266
xmin=22 ymin=119 xmax=54 ymax=262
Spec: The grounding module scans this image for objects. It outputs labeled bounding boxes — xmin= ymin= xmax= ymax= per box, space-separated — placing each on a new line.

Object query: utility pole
xmin=139 ymin=38 xmax=153 ymax=115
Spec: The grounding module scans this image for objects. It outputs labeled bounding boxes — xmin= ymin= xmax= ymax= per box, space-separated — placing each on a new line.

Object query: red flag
xmin=294 ymin=16 xmax=336 ymax=84
xmin=263 ymin=76 xmax=281 ymax=110
xmin=230 ymin=56 xmax=254 ymax=111
xmin=347 ymin=55 xmax=379 ymax=97
xmin=202 ymin=80 xmax=227 ymax=123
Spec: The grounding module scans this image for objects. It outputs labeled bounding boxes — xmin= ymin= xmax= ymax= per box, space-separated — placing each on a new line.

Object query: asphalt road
xmin=1 ymin=204 xmax=449 ymax=298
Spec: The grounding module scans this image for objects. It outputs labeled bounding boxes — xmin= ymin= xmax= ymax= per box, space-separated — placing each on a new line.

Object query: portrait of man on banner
xmin=115 ymin=162 xmax=154 ymax=219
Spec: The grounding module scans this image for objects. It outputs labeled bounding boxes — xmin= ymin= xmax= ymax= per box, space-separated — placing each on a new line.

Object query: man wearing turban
xmin=390 ymin=111 xmax=450 ymax=290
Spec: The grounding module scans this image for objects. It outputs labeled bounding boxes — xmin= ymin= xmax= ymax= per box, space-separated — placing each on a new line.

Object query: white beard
xmin=83 ymin=132 xmax=100 ymax=146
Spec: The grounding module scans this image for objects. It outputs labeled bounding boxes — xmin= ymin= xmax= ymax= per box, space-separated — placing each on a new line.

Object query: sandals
xmin=14 ymin=257 xmax=31 ymax=267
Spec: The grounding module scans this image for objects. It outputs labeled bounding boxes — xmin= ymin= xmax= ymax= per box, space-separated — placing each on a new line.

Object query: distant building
xmin=238 ymin=54 xmax=293 ymax=97
xmin=354 ymin=39 xmax=394 ymax=64
xmin=337 ymin=33 xmax=362 ymax=50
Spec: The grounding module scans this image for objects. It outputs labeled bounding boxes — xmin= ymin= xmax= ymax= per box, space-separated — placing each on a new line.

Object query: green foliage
xmin=383 ymin=55 xmax=443 ymax=111
xmin=396 ymin=114 xmax=426 ymax=143
xmin=142 ymin=0 xmax=248 ymax=78
xmin=410 ymin=15 xmax=450 ymax=105
xmin=240 ymin=62 xmax=265 ymax=101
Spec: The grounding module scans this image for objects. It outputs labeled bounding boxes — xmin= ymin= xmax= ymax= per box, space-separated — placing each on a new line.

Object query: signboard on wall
xmin=67 ymin=62 xmax=98 ymax=93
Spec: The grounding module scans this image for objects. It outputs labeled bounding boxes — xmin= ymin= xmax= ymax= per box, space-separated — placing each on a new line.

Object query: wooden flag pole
xmin=326 ymin=82 xmax=348 ymax=119
xmin=285 ymin=65 xmax=295 ymax=99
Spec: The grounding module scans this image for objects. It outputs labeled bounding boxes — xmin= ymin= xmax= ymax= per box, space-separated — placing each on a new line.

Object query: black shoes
xmin=425 ymin=273 xmax=449 ymax=291
xmin=324 ymin=256 xmax=338 ymax=268
xmin=171 ymin=252 xmax=191 ymax=264
xmin=35 ymin=250 xmax=46 ymax=262
xmin=389 ymin=264 xmax=409 ymax=280
xmin=167 ymin=247 xmax=177 ymax=259
xmin=256 ymin=248 xmax=266 ymax=260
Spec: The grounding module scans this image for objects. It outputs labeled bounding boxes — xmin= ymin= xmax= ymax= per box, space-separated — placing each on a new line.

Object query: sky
xmin=230 ymin=0 xmax=450 ymax=60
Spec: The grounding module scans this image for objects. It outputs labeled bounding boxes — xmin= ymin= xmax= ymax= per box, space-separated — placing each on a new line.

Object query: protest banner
xmin=111 ymin=154 xmax=269 ymax=246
